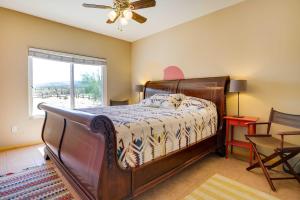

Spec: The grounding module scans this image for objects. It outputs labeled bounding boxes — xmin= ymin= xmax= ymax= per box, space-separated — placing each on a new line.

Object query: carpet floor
xmin=184 ymin=174 xmax=279 ymax=200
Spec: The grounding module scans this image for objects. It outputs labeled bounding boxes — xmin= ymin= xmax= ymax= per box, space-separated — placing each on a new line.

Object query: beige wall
xmin=0 ymin=8 xmax=131 ymax=148
xmin=132 ymin=0 xmax=300 ymax=144
xmin=1 ymin=0 xmax=300 ymax=149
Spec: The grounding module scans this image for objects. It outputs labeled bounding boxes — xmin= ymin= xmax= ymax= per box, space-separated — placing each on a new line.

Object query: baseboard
xmin=0 ymin=142 xmax=43 ymax=152
xmin=231 ymin=147 xmax=280 ymax=166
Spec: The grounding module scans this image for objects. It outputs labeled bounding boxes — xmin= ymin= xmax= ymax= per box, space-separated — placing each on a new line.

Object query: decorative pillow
xmin=177 ymin=96 xmax=215 ymax=110
xmin=140 ymin=93 xmax=186 ymax=109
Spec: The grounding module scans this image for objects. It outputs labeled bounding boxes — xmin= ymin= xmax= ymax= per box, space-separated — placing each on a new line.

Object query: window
xmin=28 ymin=48 xmax=107 ymax=116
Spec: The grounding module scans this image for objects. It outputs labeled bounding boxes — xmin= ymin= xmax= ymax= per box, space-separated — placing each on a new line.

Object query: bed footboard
xmin=38 ymin=103 xmax=131 ymax=200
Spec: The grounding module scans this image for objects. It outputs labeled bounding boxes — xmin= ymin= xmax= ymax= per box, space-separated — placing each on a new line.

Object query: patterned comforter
xmin=80 ymin=104 xmax=217 ymax=168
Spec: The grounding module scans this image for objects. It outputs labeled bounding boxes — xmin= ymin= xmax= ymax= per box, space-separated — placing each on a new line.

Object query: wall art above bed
xmin=163 ymin=66 xmax=185 ymax=80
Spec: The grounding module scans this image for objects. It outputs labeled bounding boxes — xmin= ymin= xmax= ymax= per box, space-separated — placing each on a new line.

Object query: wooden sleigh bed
xmin=39 ymin=76 xmax=230 ymax=200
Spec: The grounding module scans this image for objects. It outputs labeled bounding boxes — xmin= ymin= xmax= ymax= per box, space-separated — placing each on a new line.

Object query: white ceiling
xmin=0 ymin=0 xmax=244 ymax=42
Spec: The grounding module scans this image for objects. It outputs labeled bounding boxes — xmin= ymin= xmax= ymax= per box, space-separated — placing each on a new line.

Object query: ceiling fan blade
xmin=106 ymin=13 xmax=120 ymax=24
xmin=132 ymin=12 xmax=147 ymax=23
xmin=131 ymin=0 xmax=156 ymax=10
xmin=82 ymin=3 xmax=112 ymax=9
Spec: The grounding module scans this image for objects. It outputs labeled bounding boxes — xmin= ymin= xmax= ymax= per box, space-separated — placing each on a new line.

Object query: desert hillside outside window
xmin=28 ymin=48 xmax=107 ymax=116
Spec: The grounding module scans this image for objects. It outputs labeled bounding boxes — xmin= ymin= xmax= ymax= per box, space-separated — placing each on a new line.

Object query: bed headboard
xmin=144 ymin=76 xmax=230 ymax=124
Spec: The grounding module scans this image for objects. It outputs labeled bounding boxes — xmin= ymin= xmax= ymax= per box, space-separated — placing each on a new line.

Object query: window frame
xmin=28 ymin=48 xmax=107 ymax=118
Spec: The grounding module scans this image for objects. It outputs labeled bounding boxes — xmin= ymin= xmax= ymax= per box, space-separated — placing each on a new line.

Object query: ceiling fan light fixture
xmin=83 ymin=0 xmax=156 ymax=27
xmin=120 ymin=17 xmax=128 ymax=26
xmin=108 ymin=10 xmax=117 ymax=21
xmin=123 ymin=9 xmax=133 ymax=20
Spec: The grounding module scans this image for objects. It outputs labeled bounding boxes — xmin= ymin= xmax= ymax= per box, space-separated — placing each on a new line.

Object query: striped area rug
xmin=184 ymin=174 xmax=279 ymax=200
xmin=0 ymin=164 xmax=74 ymax=200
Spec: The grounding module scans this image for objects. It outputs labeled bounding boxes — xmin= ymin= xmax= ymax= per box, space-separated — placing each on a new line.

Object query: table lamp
xmin=135 ymin=84 xmax=144 ymax=102
xmin=229 ymin=80 xmax=247 ymax=118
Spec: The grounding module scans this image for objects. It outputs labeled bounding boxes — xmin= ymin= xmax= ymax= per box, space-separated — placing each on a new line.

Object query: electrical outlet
xmin=11 ymin=126 xmax=18 ymax=134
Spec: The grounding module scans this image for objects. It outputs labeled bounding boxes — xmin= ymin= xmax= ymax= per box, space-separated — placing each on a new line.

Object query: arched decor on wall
xmin=163 ymin=66 xmax=184 ymax=80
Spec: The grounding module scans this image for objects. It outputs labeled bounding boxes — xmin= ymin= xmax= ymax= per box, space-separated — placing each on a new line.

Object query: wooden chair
xmin=245 ymin=108 xmax=300 ymax=191
xmin=110 ymin=99 xmax=129 ymax=106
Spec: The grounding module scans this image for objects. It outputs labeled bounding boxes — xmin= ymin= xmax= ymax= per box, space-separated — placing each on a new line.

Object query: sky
xmin=32 ymin=57 xmax=102 ymax=86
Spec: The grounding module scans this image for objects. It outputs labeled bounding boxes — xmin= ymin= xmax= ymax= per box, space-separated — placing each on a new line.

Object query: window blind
xmin=28 ymin=48 xmax=106 ymax=66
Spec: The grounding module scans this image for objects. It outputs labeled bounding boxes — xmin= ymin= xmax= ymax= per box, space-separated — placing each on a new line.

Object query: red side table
xmin=224 ymin=116 xmax=258 ymax=164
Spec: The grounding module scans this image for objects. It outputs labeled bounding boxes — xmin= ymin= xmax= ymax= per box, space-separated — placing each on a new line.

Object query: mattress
xmin=80 ymin=104 xmax=217 ymax=168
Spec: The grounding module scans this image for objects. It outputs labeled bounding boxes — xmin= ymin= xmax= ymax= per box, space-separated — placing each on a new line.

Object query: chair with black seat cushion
xmin=245 ymin=108 xmax=300 ymax=191
xmin=110 ymin=99 xmax=129 ymax=106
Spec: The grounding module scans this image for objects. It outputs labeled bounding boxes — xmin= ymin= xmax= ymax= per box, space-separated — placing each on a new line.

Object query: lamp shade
xmin=135 ymin=84 xmax=144 ymax=92
xmin=229 ymin=80 xmax=247 ymax=93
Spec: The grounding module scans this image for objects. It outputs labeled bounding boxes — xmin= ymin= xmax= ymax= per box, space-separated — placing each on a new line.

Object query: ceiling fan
xmin=83 ymin=0 xmax=156 ymax=27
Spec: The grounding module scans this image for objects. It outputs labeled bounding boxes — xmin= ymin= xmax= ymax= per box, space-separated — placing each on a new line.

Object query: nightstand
xmin=224 ymin=116 xmax=258 ymax=164
xmin=110 ymin=99 xmax=129 ymax=106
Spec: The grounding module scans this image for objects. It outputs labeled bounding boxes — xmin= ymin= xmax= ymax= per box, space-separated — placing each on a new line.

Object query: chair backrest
xmin=269 ymin=108 xmax=300 ymax=131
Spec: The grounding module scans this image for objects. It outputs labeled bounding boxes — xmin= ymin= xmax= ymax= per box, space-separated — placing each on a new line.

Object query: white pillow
xmin=177 ymin=96 xmax=215 ymax=110
xmin=140 ymin=93 xmax=185 ymax=109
